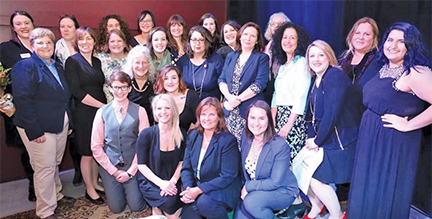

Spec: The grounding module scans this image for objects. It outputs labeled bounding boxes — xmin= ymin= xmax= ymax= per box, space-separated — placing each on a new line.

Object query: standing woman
xmin=270 ymin=22 xmax=311 ymax=218
xmin=235 ymin=101 xmax=298 ymax=219
xmin=166 ymin=14 xmax=188 ymax=59
xmin=55 ymin=15 xmax=79 ymax=67
xmin=303 ymin=40 xmax=360 ymax=219
xmin=96 ymin=29 xmax=129 ymax=102
xmin=180 ymin=97 xmax=241 ymax=219
xmin=91 ymin=71 xmax=148 ymax=214
xmin=54 ymin=14 xmax=82 ymax=187
xmin=177 ymin=26 xmax=224 ymax=100
xmin=153 ymin=65 xmax=200 ymax=131
xmin=263 ymin=12 xmax=291 ymax=63
xmin=131 ymin=10 xmax=156 ymax=47
xmin=199 ymin=13 xmax=221 ymax=50
xmin=136 ymin=94 xmax=185 ymax=219
xmin=124 ymin=45 xmax=156 ymax=125
xmin=217 ymin=21 xmax=241 ymax=60
xmin=96 ymin=14 xmax=131 ymax=53
xmin=148 ymin=27 xmax=174 ymax=73
xmin=347 ymin=22 xmax=432 ymax=219
xmin=65 ymin=27 xmax=107 ymax=204
xmin=218 ymin=22 xmax=269 ymax=144
xmin=0 ymin=10 xmax=36 ymax=201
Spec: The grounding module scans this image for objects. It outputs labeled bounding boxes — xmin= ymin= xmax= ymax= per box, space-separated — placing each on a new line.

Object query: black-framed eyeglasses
xmin=110 ymin=85 xmax=129 ymax=91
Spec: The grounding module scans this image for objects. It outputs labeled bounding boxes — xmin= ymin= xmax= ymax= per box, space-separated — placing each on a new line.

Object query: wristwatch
xmin=127 ymin=172 xmax=133 ymax=179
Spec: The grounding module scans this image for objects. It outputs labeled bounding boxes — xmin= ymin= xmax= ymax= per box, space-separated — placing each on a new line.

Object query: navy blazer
xmin=240 ymin=134 xmax=299 ymax=198
xmin=181 ymin=130 xmax=241 ymax=209
xmin=305 ymin=67 xmax=361 ymax=150
xmin=11 ymin=53 xmax=71 ymax=141
xmin=218 ymin=51 xmax=269 ymax=118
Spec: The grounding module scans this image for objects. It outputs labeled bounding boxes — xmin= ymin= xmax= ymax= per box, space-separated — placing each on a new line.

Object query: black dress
xmin=65 ymin=53 xmax=106 ymax=156
xmin=179 ymin=90 xmax=200 ymax=131
xmin=128 ymin=78 xmax=155 ymax=125
xmin=136 ymin=125 xmax=185 ymax=214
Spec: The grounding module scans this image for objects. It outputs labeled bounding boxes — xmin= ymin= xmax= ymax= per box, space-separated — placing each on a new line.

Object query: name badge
xmin=20 ymin=53 xmax=31 ymax=59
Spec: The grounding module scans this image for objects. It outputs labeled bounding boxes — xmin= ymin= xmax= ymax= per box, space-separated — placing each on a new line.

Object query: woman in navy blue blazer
xmin=218 ymin=22 xmax=269 ymax=144
xmin=235 ymin=100 xmax=298 ymax=219
xmin=181 ymin=97 xmax=241 ymax=219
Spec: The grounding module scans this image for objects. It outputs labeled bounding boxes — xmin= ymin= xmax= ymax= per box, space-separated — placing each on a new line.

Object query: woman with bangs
xmin=131 ymin=10 xmax=156 ymax=47
xmin=96 ymin=29 xmax=129 ymax=102
xmin=153 ymin=65 xmax=200 ymax=131
xmin=167 ymin=14 xmax=188 ymax=59
xmin=217 ymin=20 xmax=241 ymax=60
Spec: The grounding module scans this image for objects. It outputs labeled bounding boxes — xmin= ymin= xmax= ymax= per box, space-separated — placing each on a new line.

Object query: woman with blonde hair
xmin=136 ymin=94 xmax=186 ymax=219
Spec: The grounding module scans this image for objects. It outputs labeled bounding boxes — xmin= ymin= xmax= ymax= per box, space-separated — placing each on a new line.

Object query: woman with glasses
xmin=131 ymin=10 xmax=155 ymax=47
xmin=177 ymin=26 xmax=224 ymax=100
xmin=65 ymin=27 xmax=107 ymax=205
xmin=91 ymin=71 xmax=148 ymax=214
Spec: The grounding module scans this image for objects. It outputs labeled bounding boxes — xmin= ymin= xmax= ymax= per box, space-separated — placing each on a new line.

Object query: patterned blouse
xmin=96 ymin=52 xmax=127 ymax=102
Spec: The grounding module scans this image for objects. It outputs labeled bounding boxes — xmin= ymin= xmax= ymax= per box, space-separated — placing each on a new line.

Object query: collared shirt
xmin=40 ymin=57 xmax=64 ymax=89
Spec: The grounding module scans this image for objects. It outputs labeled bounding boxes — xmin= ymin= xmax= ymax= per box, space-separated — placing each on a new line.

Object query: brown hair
xmin=74 ymin=27 xmax=97 ymax=53
xmin=153 ymin=65 xmax=188 ymax=94
xmin=245 ymin=100 xmax=275 ymax=145
xmin=185 ymin=25 xmax=213 ymax=59
xmin=194 ymin=97 xmax=227 ymax=134
xmin=237 ymin=22 xmax=265 ymax=54
xmin=166 ymin=14 xmax=188 ymax=52
xmin=108 ymin=71 xmax=132 ymax=86
xmin=106 ymin=29 xmax=130 ymax=54
xmin=148 ymin=27 xmax=169 ymax=59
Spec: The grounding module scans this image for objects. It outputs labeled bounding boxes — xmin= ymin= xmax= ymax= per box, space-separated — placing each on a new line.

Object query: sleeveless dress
xmin=347 ymin=71 xmax=425 ymax=219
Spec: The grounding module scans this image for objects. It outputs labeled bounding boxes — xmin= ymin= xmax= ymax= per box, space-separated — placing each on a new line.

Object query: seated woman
xmin=136 ymin=94 xmax=186 ymax=219
xmin=153 ymin=65 xmax=200 ymax=131
xmin=177 ymin=26 xmax=224 ymax=100
xmin=148 ymin=27 xmax=175 ymax=73
xmin=96 ymin=29 xmax=129 ymax=102
xmin=180 ymin=97 xmax=241 ymax=219
xmin=91 ymin=71 xmax=148 ymax=213
xmin=235 ymin=100 xmax=299 ymax=219
xmin=123 ymin=45 xmax=156 ymax=125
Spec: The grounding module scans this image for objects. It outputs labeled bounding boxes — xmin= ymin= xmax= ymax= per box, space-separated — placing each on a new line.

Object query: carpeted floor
xmin=1 ymin=194 xmax=152 ymax=219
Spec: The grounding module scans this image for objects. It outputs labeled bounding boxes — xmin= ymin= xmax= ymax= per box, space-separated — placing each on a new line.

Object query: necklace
xmin=379 ymin=64 xmax=404 ymax=79
xmin=250 ymin=139 xmax=263 ymax=160
xmin=132 ymin=80 xmax=150 ymax=93
xmin=192 ymin=62 xmax=207 ymax=99
xmin=309 ymin=84 xmax=319 ymax=134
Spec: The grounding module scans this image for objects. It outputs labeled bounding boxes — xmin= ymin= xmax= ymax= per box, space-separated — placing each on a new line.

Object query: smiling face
xmin=32 ymin=36 xmax=54 ymax=62
xmin=109 ymin=81 xmax=131 ymax=102
xmin=351 ymin=22 xmax=374 ymax=54
xmin=190 ymin=31 xmax=205 ymax=54
xmin=132 ymin=56 xmax=149 ymax=78
xmin=13 ymin=15 xmax=34 ymax=39
xmin=240 ymin=26 xmax=258 ymax=52
xmin=247 ymin=107 xmax=268 ymax=138
xmin=163 ymin=70 xmax=180 ymax=93
xmin=170 ymin=22 xmax=184 ymax=38
xmin=202 ymin=18 xmax=216 ymax=36
xmin=200 ymin=105 xmax=219 ymax=132
xmin=270 ymin=15 xmax=286 ymax=36
xmin=223 ymin=24 xmax=238 ymax=47
xmin=155 ymin=99 xmax=172 ymax=124
xmin=152 ymin=30 xmax=168 ymax=54
xmin=59 ymin=18 xmax=77 ymax=41
xmin=281 ymin=27 xmax=298 ymax=57
xmin=383 ymin=30 xmax=407 ymax=67
xmin=139 ymin=14 xmax=154 ymax=34
xmin=108 ymin=33 xmax=126 ymax=55
xmin=308 ymin=46 xmax=329 ymax=76
xmin=107 ymin=18 xmax=120 ymax=32
xmin=77 ymin=32 xmax=95 ymax=54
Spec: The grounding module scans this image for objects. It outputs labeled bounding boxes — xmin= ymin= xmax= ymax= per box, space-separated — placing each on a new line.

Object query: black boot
xmin=72 ymin=170 xmax=83 ymax=186
xmin=28 ymin=176 xmax=36 ymax=202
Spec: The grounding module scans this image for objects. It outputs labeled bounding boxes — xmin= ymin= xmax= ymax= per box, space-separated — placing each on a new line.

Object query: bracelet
xmin=127 ymin=172 xmax=133 ymax=179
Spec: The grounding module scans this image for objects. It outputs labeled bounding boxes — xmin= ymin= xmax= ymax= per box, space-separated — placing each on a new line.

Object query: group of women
xmin=0 ymin=9 xmax=431 ymax=219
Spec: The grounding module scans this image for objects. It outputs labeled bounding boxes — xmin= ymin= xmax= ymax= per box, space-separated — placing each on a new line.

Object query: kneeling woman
xmin=235 ymin=100 xmax=299 ymax=219
xmin=137 ymin=94 xmax=186 ymax=218
xmin=181 ymin=97 xmax=241 ymax=219
xmin=91 ymin=71 xmax=149 ymax=213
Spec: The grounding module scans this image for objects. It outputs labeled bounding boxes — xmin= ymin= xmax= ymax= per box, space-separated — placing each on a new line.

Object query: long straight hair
xmin=152 ymin=94 xmax=183 ymax=148
xmin=245 ymin=100 xmax=275 ymax=145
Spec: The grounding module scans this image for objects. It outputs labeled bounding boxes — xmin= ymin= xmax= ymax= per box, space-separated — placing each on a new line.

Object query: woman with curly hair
xmin=166 ymin=14 xmax=188 ymax=59
xmin=270 ymin=22 xmax=311 ymax=218
xmin=96 ymin=14 xmax=131 ymax=53
xmin=130 ymin=10 xmax=155 ymax=47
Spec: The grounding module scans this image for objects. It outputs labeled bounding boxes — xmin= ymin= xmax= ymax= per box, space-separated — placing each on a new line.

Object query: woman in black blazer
xmin=181 ymin=97 xmax=241 ymax=219
xmin=235 ymin=100 xmax=298 ymax=219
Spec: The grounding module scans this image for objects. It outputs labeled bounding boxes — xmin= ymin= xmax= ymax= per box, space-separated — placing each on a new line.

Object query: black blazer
xmin=11 ymin=53 xmax=71 ymax=141
xmin=181 ymin=129 xmax=241 ymax=209
xmin=240 ymin=134 xmax=299 ymax=198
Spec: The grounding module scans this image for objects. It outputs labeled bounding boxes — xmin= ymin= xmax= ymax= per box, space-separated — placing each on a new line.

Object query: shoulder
xmin=294 ymin=56 xmax=307 ymax=65
xmin=177 ymin=55 xmax=189 ymax=66
xmin=325 ymin=66 xmax=349 ymax=82
xmin=226 ymin=51 xmax=239 ymax=60
xmin=209 ymin=52 xmax=224 ymax=62
xmin=411 ymin=65 xmax=432 ymax=74
xmin=141 ymin=125 xmax=158 ymax=137
xmin=215 ymin=131 xmax=236 ymax=142
xmin=186 ymin=89 xmax=199 ymax=100
xmin=255 ymin=52 xmax=269 ymax=60
xmin=267 ymin=136 xmax=289 ymax=151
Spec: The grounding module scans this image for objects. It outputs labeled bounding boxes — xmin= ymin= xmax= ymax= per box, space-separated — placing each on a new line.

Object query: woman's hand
xmin=278 ymin=122 xmax=293 ymax=139
xmin=159 ymin=180 xmax=177 ymax=196
xmin=223 ymin=100 xmax=234 ymax=111
xmin=382 ymin=114 xmax=409 ymax=132
xmin=305 ymin=137 xmax=319 ymax=151
xmin=180 ymin=186 xmax=203 ymax=203
xmin=240 ymin=185 xmax=248 ymax=200
xmin=33 ymin=135 xmax=46 ymax=143
xmin=113 ymin=170 xmax=129 ymax=183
